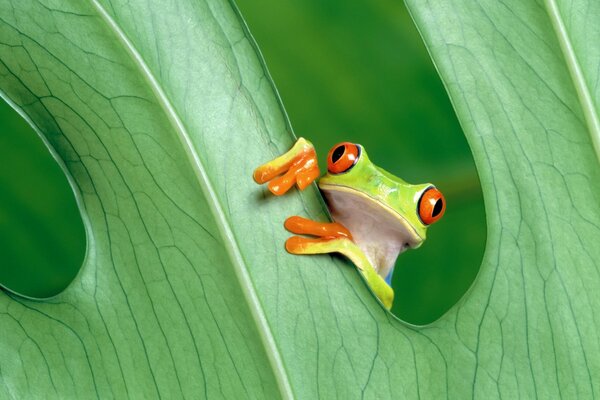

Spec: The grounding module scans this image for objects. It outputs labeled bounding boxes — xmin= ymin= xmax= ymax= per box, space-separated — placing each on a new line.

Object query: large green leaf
xmin=0 ymin=1 xmax=599 ymax=400
xmin=0 ymin=0 xmax=292 ymax=397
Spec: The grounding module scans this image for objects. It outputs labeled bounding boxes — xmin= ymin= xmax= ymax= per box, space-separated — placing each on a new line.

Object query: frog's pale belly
xmin=321 ymin=187 xmax=422 ymax=281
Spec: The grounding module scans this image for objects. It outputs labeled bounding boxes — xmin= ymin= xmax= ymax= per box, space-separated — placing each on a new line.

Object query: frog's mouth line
xmin=318 ymin=183 xmax=424 ymax=245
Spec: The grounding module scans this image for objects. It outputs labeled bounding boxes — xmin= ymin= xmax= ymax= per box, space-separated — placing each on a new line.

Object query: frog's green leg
xmin=253 ymin=137 xmax=320 ymax=195
xmin=284 ymin=216 xmax=394 ymax=310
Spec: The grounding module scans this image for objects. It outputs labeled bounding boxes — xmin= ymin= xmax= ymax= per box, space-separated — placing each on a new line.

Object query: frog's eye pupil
xmin=432 ymin=199 xmax=443 ymax=217
xmin=332 ymin=145 xmax=345 ymax=163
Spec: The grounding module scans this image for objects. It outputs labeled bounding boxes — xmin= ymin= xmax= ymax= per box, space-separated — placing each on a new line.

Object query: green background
xmin=0 ymin=0 xmax=485 ymax=324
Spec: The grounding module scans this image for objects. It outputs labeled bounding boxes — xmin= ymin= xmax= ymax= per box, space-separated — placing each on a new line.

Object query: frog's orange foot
xmin=284 ymin=216 xmax=352 ymax=254
xmin=253 ymin=138 xmax=320 ymax=196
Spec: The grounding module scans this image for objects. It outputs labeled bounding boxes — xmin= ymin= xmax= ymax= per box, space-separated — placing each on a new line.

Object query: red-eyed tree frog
xmin=253 ymin=138 xmax=445 ymax=310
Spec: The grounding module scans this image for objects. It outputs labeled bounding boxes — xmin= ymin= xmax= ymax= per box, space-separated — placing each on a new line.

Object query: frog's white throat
xmin=321 ymin=185 xmax=422 ymax=281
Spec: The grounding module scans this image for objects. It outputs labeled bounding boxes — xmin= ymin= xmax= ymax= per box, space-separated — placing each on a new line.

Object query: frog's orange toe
xmin=285 ymin=236 xmax=335 ymax=254
xmin=284 ymin=216 xmax=352 ymax=239
xmin=285 ymin=236 xmax=311 ymax=254
xmin=296 ymin=165 xmax=320 ymax=190
xmin=285 ymin=235 xmax=354 ymax=256
xmin=253 ymin=166 xmax=273 ymax=184
xmin=284 ymin=216 xmax=307 ymax=234
xmin=267 ymin=171 xmax=297 ymax=196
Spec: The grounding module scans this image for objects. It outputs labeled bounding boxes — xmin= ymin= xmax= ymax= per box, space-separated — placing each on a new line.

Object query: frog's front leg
xmin=253 ymin=138 xmax=320 ymax=195
xmin=284 ymin=216 xmax=394 ymax=310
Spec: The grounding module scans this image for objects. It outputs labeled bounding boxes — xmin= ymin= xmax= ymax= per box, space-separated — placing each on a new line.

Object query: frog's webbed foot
xmin=284 ymin=216 xmax=394 ymax=310
xmin=284 ymin=216 xmax=353 ymax=254
xmin=253 ymin=138 xmax=320 ymax=196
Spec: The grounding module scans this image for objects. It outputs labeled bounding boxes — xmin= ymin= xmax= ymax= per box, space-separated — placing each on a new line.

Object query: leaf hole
xmin=0 ymin=98 xmax=86 ymax=299
xmin=237 ymin=0 xmax=487 ymax=325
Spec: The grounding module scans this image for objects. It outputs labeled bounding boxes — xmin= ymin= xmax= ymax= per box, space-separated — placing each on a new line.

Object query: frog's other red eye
xmin=418 ymin=187 xmax=446 ymax=225
xmin=327 ymin=142 xmax=360 ymax=174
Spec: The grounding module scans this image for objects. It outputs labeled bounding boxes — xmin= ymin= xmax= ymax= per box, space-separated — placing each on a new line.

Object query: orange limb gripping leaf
xmin=253 ymin=138 xmax=320 ymax=195
xmin=284 ymin=216 xmax=352 ymax=254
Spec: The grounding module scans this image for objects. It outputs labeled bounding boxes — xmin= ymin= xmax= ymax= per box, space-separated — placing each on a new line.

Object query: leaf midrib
xmin=544 ymin=0 xmax=600 ymax=163
xmin=87 ymin=1 xmax=293 ymax=398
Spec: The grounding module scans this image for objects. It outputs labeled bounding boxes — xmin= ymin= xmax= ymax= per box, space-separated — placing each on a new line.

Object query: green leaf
xmin=0 ymin=2 xmax=599 ymax=400
xmin=403 ymin=0 xmax=600 ymax=397
xmin=0 ymin=0 xmax=296 ymax=397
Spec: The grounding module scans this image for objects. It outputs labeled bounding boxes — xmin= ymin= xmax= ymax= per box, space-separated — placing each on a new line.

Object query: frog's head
xmin=318 ymin=142 xmax=445 ymax=249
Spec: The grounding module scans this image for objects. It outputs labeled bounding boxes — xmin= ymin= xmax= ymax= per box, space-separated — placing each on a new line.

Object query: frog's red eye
xmin=418 ymin=187 xmax=446 ymax=225
xmin=327 ymin=142 xmax=360 ymax=174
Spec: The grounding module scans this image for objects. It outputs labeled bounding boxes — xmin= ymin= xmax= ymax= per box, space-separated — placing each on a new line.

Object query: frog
xmin=253 ymin=138 xmax=445 ymax=310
